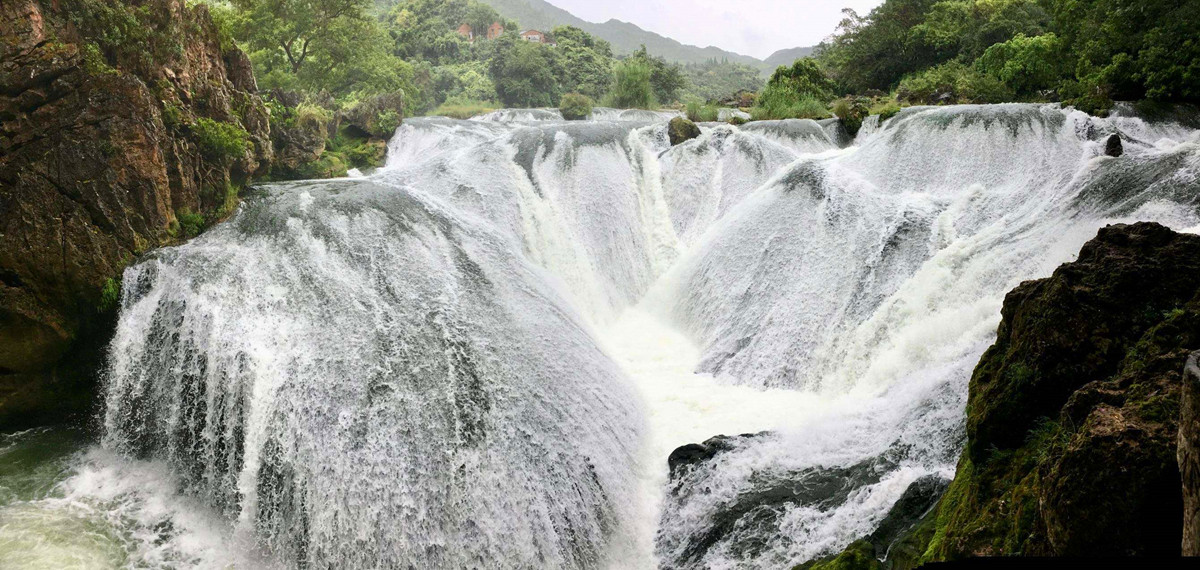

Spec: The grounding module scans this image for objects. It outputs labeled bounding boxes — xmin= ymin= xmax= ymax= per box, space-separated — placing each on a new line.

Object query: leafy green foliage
xmin=750 ymin=97 xmax=830 ymax=121
xmin=832 ymin=97 xmax=872 ymax=136
xmin=553 ymin=26 xmax=615 ymax=100
xmin=897 ymin=60 xmax=1014 ymax=104
xmin=816 ymin=0 xmax=1199 ymax=110
xmin=682 ymin=59 xmax=764 ymax=104
xmin=975 ymin=33 xmax=1067 ymax=97
xmin=488 ymin=34 xmax=561 ymax=107
xmin=191 ymin=118 xmax=250 ymax=162
xmin=227 ymin=0 xmax=419 ymax=98
xmin=431 ymin=96 xmax=498 ymax=118
xmin=558 ymin=93 xmax=594 ymax=120
xmin=752 ymin=58 xmax=836 ymax=119
xmin=604 ymin=58 xmax=657 ymax=109
xmin=685 ymin=101 xmax=719 ymax=122
xmin=98 ymin=278 xmax=121 ymax=314
xmin=176 ymin=208 xmax=207 ymax=239
xmin=627 ymin=46 xmax=687 ymax=105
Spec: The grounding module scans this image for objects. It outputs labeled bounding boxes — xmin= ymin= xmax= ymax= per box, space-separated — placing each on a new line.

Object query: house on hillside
xmin=456 ymin=23 xmax=474 ymax=41
xmin=520 ymin=29 xmax=546 ymax=44
xmin=487 ymin=22 xmax=504 ymax=40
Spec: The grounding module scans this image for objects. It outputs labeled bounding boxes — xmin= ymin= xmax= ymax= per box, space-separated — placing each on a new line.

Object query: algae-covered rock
xmin=924 ymin=222 xmax=1200 ymax=559
xmin=668 ymin=117 xmax=701 ymax=146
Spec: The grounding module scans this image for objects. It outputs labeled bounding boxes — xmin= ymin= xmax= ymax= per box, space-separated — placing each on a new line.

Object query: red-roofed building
xmin=456 ymin=23 xmax=474 ymax=41
xmin=487 ymin=22 xmax=504 ymax=40
xmin=520 ymin=30 xmax=546 ymax=43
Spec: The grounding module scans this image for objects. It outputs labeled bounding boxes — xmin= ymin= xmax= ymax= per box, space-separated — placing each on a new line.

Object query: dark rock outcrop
xmin=668 ymin=116 xmax=701 ymax=146
xmin=1105 ymin=133 xmax=1123 ymax=157
xmin=661 ymin=432 xmax=920 ymax=569
xmin=804 ymin=222 xmax=1200 ymax=568
xmin=924 ymin=222 xmax=1200 ymax=559
xmin=0 ymin=0 xmax=272 ymax=429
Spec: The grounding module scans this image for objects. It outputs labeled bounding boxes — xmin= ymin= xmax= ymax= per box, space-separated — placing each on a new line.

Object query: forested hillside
xmin=815 ymin=0 xmax=1199 ymax=113
xmin=472 ymin=0 xmax=768 ymax=66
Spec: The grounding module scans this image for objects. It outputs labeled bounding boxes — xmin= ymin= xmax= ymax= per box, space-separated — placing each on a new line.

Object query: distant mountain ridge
xmin=479 ymin=0 xmax=812 ymax=73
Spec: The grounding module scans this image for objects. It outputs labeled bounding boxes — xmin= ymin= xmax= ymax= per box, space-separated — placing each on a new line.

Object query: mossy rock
xmin=668 ymin=117 xmax=701 ymax=146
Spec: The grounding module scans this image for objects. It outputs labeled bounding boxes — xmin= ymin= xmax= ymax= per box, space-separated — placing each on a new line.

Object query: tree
xmin=629 ymin=46 xmax=687 ymax=105
xmin=488 ymin=34 xmax=561 ymax=107
xmin=552 ymin=26 xmax=615 ymax=100
xmin=231 ymin=0 xmax=369 ymax=74
xmin=975 ymin=33 xmax=1067 ymax=97
xmin=605 ymin=58 xmax=656 ymax=109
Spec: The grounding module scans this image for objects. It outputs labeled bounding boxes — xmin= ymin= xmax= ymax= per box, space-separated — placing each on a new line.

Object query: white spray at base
xmin=5 ymin=105 xmax=1196 ymax=569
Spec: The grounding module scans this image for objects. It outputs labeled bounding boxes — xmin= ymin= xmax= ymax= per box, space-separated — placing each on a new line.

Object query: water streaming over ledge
xmin=2 ymin=104 xmax=1198 ymax=569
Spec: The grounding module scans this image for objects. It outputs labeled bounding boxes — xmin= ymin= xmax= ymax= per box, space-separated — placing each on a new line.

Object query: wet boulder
xmin=668 ymin=117 xmax=702 ymax=146
xmin=1105 ymin=133 xmax=1123 ymax=157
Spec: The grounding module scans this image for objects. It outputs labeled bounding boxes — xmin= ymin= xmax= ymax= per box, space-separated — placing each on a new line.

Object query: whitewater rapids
xmin=2 ymin=104 xmax=1198 ymax=569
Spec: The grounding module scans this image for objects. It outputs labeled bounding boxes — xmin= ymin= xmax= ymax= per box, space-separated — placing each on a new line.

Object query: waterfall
xmin=68 ymin=105 xmax=1200 ymax=568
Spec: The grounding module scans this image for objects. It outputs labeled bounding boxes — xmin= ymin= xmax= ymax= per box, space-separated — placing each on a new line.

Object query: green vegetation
xmin=431 ymin=96 xmax=499 ymax=118
xmin=225 ymin=0 xmax=416 ymax=96
xmin=686 ymin=101 xmax=719 ymax=122
xmin=176 ymin=208 xmax=207 ymax=239
xmin=558 ymin=93 xmax=594 ymax=120
xmin=752 ymin=58 xmax=836 ymax=119
xmin=832 ymin=97 xmax=871 ymax=135
xmin=896 ymin=60 xmax=1014 ymax=104
xmin=605 ymin=58 xmax=657 ymax=110
xmin=191 ymin=117 xmax=250 ymax=162
xmin=489 ymin=34 xmax=561 ymax=107
xmin=682 ymin=59 xmax=764 ymax=103
xmin=98 ymin=278 xmax=121 ymax=314
xmin=815 ymin=0 xmax=1200 ymax=113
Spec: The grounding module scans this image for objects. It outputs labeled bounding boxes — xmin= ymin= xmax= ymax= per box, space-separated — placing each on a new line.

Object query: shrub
xmin=98 ymin=278 xmax=121 ymax=313
xmin=176 ymin=208 xmax=206 ymax=239
xmin=294 ymin=102 xmax=332 ymax=132
xmin=375 ymin=110 xmax=401 ymax=135
xmin=874 ymin=102 xmax=903 ymax=123
xmin=559 ymin=93 xmax=594 ymax=120
xmin=604 ymin=59 xmax=657 ymax=110
xmin=430 ymin=97 xmax=499 ymax=119
xmin=832 ymin=97 xmax=871 ymax=136
xmin=754 ymin=58 xmax=835 ymax=119
xmin=897 ymin=61 xmax=1015 ymax=105
xmin=191 ymin=118 xmax=250 ymax=162
xmin=750 ymin=97 xmax=831 ymax=121
xmin=975 ymin=34 xmax=1067 ymax=98
xmin=685 ymin=101 xmax=719 ymax=122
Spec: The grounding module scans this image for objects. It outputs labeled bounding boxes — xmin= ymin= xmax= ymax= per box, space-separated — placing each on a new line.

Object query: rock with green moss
xmin=668 ymin=116 xmax=701 ymax=146
xmin=0 ymin=0 xmax=271 ymax=430
xmin=794 ymin=540 xmax=882 ymax=570
xmin=922 ymin=222 xmax=1200 ymax=560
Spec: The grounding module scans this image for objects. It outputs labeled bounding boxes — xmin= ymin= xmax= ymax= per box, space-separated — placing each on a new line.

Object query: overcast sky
xmin=544 ymin=0 xmax=884 ymax=59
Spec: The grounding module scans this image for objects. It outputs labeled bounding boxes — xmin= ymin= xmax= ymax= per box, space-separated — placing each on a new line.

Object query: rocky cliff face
xmin=0 ymin=0 xmax=272 ymax=429
xmin=668 ymin=223 xmax=1200 ymax=568
xmin=928 ymin=222 xmax=1200 ymax=559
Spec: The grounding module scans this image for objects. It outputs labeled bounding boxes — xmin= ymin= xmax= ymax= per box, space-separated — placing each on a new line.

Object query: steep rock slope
xmin=0 ymin=0 xmax=272 ymax=429
xmin=666 ymin=222 xmax=1200 ymax=568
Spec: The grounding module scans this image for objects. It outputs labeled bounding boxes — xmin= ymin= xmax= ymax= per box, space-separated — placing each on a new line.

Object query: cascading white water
xmin=5 ymin=105 xmax=1196 ymax=569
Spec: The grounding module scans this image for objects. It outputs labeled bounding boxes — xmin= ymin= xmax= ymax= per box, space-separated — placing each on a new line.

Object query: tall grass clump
xmin=603 ymin=59 xmax=657 ymax=110
xmin=429 ymin=96 xmax=499 ymax=119
xmin=685 ymin=101 xmax=719 ymax=122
